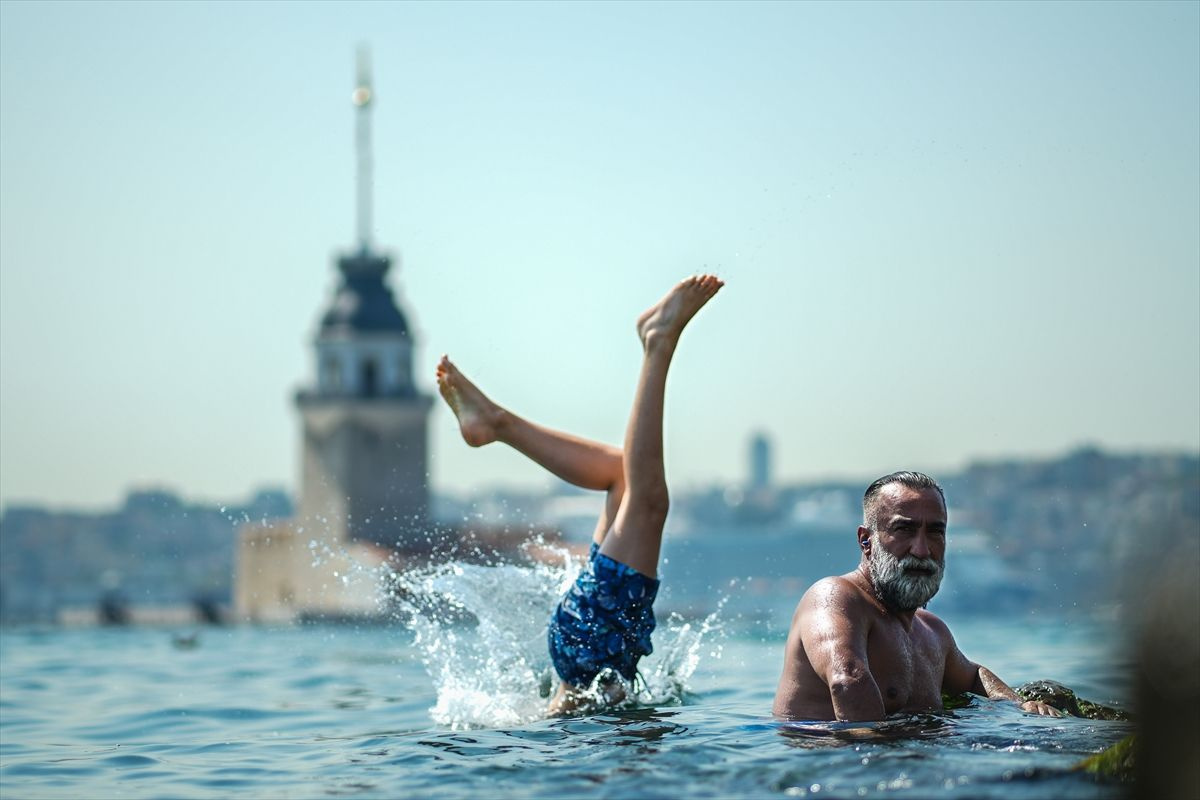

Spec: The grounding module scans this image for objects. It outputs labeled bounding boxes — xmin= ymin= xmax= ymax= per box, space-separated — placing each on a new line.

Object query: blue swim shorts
xmin=547 ymin=544 xmax=660 ymax=687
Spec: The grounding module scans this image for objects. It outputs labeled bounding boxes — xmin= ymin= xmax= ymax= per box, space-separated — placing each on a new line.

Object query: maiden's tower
xmin=235 ymin=52 xmax=432 ymax=622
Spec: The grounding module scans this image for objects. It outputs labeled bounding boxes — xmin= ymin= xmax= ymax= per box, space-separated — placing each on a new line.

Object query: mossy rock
xmin=1016 ymin=679 xmax=1129 ymax=720
xmin=941 ymin=692 xmax=974 ymax=710
xmin=1073 ymin=733 xmax=1136 ymax=782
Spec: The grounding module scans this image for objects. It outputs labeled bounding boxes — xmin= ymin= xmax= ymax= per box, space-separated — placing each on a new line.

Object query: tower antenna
xmin=351 ymin=46 xmax=373 ymax=250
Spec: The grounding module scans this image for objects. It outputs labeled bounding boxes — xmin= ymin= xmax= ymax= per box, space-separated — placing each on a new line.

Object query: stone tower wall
xmin=298 ymin=397 xmax=433 ymax=550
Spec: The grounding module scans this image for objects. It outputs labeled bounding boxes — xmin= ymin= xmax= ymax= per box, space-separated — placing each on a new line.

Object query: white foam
xmin=386 ymin=543 xmax=727 ymax=729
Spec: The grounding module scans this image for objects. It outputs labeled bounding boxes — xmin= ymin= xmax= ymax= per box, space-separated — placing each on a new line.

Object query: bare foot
xmin=435 ymin=356 xmax=503 ymax=447
xmin=636 ymin=274 xmax=724 ymax=351
xmin=546 ymin=680 xmax=626 ymax=717
xmin=547 ymin=682 xmax=580 ymax=716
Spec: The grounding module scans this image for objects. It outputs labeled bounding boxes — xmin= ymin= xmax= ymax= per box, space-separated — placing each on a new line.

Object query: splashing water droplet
xmin=387 ymin=547 xmax=729 ymax=729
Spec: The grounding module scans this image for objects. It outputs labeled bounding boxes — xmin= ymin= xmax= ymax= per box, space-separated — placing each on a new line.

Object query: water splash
xmin=387 ymin=545 xmax=727 ymax=729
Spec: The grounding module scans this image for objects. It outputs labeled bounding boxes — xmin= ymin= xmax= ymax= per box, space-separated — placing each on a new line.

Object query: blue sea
xmin=0 ymin=529 xmax=1133 ymax=799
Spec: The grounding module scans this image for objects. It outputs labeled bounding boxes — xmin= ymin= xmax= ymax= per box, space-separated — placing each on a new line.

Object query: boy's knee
xmin=637 ymin=487 xmax=670 ymax=522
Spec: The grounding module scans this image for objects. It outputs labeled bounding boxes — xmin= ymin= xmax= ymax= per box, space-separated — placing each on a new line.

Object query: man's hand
xmin=1020 ymin=700 xmax=1065 ymax=717
xmin=958 ymin=663 xmax=1066 ymax=717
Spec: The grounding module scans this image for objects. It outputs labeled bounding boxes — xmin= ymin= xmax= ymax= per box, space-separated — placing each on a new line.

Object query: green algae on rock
xmin=941 ymin=692 xmax=974 ymax=710
xmin=1016 ymin=679 xmax=1129 ymax=720
xmin=1073 ymin=734 xmax=1136 ymax=782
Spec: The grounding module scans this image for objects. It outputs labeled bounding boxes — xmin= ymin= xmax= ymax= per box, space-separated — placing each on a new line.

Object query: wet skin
xmin=773 ymin=485 xmax=1060 ymax=721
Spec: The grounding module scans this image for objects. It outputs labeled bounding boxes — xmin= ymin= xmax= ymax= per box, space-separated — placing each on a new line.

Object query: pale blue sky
xmin=2 ymin=0 xmax=1197 ymax=509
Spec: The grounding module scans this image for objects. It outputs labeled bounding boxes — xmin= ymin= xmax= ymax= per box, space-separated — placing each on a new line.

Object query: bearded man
xmin=773 ymin=471 xmax=1061 ymax=721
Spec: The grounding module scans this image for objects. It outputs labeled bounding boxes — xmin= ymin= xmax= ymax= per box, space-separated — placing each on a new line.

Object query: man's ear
xmin=857 ymin=526 xmax=871 ymax=555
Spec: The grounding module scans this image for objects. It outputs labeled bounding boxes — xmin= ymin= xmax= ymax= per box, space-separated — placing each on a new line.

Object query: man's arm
xmin=797 ymin=579 xmax=887 ymax=721
xmin=939 ymin=622 xmax=1062 ymax=717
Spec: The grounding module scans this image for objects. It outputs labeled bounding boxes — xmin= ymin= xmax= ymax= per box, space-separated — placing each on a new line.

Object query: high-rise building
xmin=236 ymin=51 xmax=430 ymax=621
xmin=749 ymin=431 xmax=772 ymax=490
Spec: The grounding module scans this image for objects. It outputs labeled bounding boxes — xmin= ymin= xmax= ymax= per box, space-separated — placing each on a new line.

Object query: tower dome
xmin=319 ymin=248 xmax=411 ymax=336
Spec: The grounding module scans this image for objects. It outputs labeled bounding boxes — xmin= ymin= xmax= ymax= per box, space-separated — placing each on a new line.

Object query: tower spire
xmin=352 ymin=46 xmax=373 ymax=250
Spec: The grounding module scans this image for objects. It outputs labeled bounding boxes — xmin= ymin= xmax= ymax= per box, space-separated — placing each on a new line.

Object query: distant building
xmin=0 ymin=488 xmax=290 ymax=624
xmin=295 ymin=243 xmax=432 ymax=545
xmin=235 ymin=52 xmax=432 ymax=622
xmin=749 ymin=431 xmax=772 ymax=490
xmin=723 ymin=430 xmax=782 ymax=524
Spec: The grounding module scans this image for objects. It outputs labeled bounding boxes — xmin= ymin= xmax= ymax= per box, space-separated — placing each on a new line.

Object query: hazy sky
xmin=2 ymin=1 xmax=1197 ymax=509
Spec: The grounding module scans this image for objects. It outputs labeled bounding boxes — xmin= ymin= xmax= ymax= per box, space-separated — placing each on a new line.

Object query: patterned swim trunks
xmin=547 ymin=544 xmax=660 ymax=687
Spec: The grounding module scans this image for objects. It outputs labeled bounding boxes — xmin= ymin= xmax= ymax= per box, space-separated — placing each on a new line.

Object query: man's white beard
xmin=868 ymin=537 xmax=944 ymax=611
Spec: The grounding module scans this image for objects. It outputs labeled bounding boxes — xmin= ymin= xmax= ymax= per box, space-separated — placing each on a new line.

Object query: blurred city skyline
xmin=2 ymin=1 xmax=1198 ymax=509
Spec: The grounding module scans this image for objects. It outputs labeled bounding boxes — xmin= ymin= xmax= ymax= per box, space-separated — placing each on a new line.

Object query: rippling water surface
xmin=1 ymin=556 xmax=1132 ymax=799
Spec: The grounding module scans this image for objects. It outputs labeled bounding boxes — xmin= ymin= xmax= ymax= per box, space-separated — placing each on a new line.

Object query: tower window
xmin=323 ymin=356 xmax=342 ymax=391
xmin=362 ymin=359 xmax=378 ymax=397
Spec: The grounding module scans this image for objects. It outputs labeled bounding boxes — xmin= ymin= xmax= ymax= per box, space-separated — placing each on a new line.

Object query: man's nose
xmin=910 ymin=533 xmax=932 ymax=559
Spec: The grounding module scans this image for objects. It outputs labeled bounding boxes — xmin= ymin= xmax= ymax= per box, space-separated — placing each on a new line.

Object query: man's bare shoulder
xmin=800 ymin=573 xmax=873 ymax=615
xmin=915 ymin=608 xmax=955 ymax=642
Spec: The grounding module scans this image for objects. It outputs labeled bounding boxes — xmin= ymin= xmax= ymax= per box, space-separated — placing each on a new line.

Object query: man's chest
xmin=866 ymin=623 xmax=947 ymax=713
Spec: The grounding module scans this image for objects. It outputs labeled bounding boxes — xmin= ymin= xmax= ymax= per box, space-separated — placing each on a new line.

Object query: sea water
xmin=1 ymin=543 xmax=1132 ymax=799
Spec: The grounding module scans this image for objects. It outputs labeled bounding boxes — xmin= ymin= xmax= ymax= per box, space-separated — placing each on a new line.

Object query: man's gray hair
xmin=862 ymin=471 xmax=946 ymax=530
